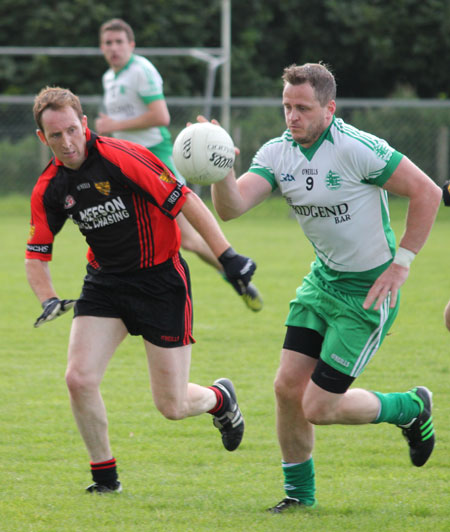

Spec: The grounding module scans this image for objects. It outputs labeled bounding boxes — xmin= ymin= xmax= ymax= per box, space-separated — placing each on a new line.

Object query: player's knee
xmin=302 ymin=396 xmax=335 ymax=425
xmin=274 ymin=371 xmax=303 ymax=405
xmin=65 ymin=367 xmax=99 ymax=397
xmin=303 ymin=402 xmax=327 ymax=425
xmin=154 ymin=398 xmax=187 ymax=421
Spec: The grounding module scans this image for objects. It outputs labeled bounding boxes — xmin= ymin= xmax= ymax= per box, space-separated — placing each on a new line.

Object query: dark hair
xmin=99 ymin=18 xmax=135 ymax=43
xmin=33 ymin=86 xmax=83 ymax=131
xmin=282 ymin=63 xmax=336 ymax=105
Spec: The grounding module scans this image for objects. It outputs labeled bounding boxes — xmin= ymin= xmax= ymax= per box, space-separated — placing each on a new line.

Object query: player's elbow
xmin=430 ymin=180 xmax=445 ymax=209
xmin=211 ymin=193 xmax=243 ymax=221
xmin=160 ymin=114 xmax=170 ymax=127
xmin=214 ymin=204 xmax=241 ymax=222
xmin=215 ymin=207 xmax=237 ymax=221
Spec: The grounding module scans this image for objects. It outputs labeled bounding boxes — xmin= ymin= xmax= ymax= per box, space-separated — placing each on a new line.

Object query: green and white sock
xmin=371 ymin=390 xmax=421 ymax=425
xmin=282 ymin=457 xmax=316 ymax=506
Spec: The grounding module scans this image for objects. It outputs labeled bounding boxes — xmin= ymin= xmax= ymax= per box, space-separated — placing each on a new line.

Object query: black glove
xmin=219 ymin=246 xmax=256 ymax=295
xmin=34 ymin=297 xmax=77 ymax=328
xmin=442 ymin=180 xmax=450 ymax=206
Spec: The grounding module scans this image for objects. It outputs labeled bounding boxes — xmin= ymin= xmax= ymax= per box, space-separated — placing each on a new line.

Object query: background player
xmin=26 ymin=86 xmax=251 ymax=493
xmin=209 ymin=62 xmax=442 ymax=512
xmin=95 ymin=18 xmax=263 ymax=312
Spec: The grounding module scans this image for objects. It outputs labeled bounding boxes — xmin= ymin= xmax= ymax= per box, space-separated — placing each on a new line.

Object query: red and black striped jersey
xmin=26 ymin=128 xmax=188 ymax=273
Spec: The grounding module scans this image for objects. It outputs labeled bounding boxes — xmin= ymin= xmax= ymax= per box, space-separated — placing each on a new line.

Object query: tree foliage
xmin=0 ymin=0 xmax=449 ymax=98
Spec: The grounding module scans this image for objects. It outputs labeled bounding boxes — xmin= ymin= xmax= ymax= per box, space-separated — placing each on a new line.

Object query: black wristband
xmin=42 ymin=297 xmax=58 ymax=309
xmin=218 ymin=246 xmax=237 ymax=264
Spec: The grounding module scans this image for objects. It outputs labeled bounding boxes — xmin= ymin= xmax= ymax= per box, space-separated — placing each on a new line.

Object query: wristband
xmin=393 ymin=247 xmax=416 ymax=268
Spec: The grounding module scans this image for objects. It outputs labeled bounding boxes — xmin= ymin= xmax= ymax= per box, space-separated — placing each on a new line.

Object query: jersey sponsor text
xmin=290 ymin=202 xmax=351 ymax=224
xmin=77 ymin=196 xmax=130 ymax=229
xmin=27 ymin=243 xmax=52 ymax=254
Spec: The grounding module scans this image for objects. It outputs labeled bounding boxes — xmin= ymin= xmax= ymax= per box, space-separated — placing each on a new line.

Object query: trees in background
xmin=0 ymin=0 xmax=449 ymax=98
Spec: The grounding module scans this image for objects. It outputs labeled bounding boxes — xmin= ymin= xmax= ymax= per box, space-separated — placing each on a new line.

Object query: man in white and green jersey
xmin=95 ymin=18 xmax=262 ymax=312
xmin=211 ymin=63 xmax=442 ymax=512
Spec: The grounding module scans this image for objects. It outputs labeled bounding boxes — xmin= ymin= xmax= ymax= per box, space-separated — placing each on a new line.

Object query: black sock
xmin=90 ymin=457 xmax=118 ymax=486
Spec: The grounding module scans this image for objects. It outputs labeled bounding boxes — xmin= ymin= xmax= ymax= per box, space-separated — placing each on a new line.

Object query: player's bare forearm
xmin=365 ymin=157 xmax=442 ymax=312
xmin=384 ymin=157 xmax=442 ymax=254
xmin=180 ymin=191 xmax=230 ymax=258
xmin=211 ymin=171 xmax=244 ymax=220
xmin=25 ymin=258 xmax=58 ymax=304
xmin=362 ymin=176 xmax=440 ymax=312
xmin=181 ymin=189 xmax=257 ymax=293
xmin=26 ymin=259 xmax=76 ymax=327
xmin=95 ymin=101 xmax=170 ymax=134
xmin=397 ymin=185 xmax=442 ymax=254
xmin=212 ymin=171 xmax=271 ymax=221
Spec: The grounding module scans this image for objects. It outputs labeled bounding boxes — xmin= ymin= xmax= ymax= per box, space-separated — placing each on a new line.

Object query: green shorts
xmin=285 ymin=271 xmax=399 ymax=378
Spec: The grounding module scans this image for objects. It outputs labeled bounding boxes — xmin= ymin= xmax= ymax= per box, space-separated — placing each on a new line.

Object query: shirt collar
xmin=114 ymin=54 xmax=135 ymax=78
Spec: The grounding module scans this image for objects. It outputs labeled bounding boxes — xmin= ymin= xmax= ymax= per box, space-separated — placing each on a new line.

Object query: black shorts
xmin=283 ymin=326 xmax=355 ymax=394
xmin=74 ymin=253 xmax=194 ymax=348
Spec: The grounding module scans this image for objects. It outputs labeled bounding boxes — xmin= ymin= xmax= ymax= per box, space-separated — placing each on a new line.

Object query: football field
xmin=0 ymin=194 xmax=449 ymax=532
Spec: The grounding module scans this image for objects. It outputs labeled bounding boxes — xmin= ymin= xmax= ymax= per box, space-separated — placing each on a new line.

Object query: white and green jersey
xmin=102 ymin=54 xmax=172 ymax=154
xmin=249 ymin=116 xmax=403 ymax=292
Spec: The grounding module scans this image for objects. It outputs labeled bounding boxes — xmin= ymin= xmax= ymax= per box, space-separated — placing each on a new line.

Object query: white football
xmin=172 ymin=122 xmax=235 ymax=185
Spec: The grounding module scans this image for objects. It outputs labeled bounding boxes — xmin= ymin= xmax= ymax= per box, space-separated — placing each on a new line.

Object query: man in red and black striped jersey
xmin=26 ymin=87 xmax=252 ymax=493
xmin=95 ymin=18 xmax=263 ymax=312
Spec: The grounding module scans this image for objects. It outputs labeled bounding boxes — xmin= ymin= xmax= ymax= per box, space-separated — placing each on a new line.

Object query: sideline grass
xmin=0 ymin=194 xmax=449 ymax=532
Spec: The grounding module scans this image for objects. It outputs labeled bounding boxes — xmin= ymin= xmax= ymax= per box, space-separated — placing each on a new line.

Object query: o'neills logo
xmin=94 ymin=181 xmax=111 ymax=196
xmin=290 ymin=202 xmax=351 ymax=224
xmin=161 ymin=335 xmax=180 ymax=342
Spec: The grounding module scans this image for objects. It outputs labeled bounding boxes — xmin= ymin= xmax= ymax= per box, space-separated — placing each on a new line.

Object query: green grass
xmin=0 ymin=194 xmax=449 ymax=532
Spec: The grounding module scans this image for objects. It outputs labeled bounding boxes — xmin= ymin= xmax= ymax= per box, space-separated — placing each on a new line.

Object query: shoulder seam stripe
xmin=98 ymin=137 xmax=166 ymax=175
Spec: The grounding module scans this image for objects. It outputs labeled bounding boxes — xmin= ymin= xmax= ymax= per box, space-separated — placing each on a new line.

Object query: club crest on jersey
xmin=325 ymin=170 xmax=342 ymax=190
xmin=374 ymin=140 xmax=393 ymax=162
xmin=159 ymin=170 xmax=176 ymax=184
xmin=94 ymin=181 xmax=111 ymax=196
xmin=64 ymin=195 xmax=76 ymax=209
xmin=29 ymin=225 xmax=35 ymax=238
